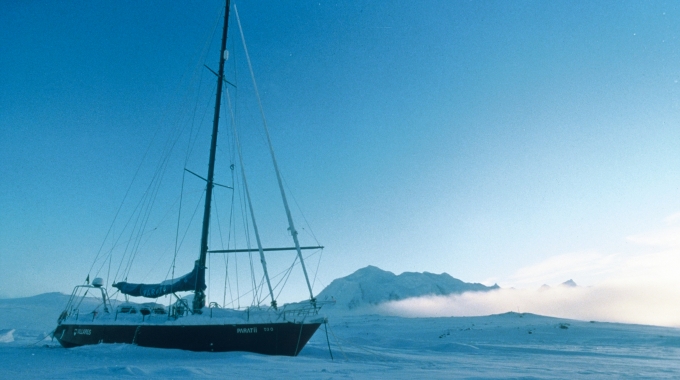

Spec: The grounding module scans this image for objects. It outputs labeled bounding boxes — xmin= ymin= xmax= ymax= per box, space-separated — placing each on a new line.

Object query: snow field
xmin=2 ymin=293 xmax=680 ymax=379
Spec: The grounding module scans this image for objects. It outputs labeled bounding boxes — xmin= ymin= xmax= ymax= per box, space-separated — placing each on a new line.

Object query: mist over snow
xmin=378 ymin=282 xmax=680 ymax=327
xmin=307 ymin=202 xmax=680 ymax=332
xmin=319 ymin=261 xmax=680 ymax=327
xmin=380 ymin=215 xmax=680 ymax=327
xmin=319 ymin=214 xmax=680 ymax=328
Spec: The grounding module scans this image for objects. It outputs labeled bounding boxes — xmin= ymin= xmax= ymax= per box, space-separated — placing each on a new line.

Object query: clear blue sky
xmin=2 ymin=1 xmax=680 ymax=301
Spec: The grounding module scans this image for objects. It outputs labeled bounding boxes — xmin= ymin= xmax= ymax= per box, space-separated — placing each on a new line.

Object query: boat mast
xmin=194 ymin=0 xmax=231 ymax=313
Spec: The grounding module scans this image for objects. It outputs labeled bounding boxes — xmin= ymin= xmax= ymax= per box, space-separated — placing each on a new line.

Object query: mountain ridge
xmin=316 ymin=265 xmax=499 ymax=310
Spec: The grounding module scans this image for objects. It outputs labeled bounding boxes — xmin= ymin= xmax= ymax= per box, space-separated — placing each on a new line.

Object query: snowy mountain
xmin=316 ymin=265 xmax=499 ymax=310
xmin=0 ymin=292 xmax=70 ymax=333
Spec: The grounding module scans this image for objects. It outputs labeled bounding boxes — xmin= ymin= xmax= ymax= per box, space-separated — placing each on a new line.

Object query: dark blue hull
xmin=54 ymin=321 xmax=321 ymax=356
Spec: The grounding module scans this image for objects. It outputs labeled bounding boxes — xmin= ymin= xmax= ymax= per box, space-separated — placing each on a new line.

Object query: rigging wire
xmin=216 ymin=248 xmax=323 ymax=309
xmin=216 ymin=95 xmax=238 ymax=308
xmin=274 ymin=256 xmax=298 ymax=301
xmin=163 ymin=191 xmax=205 ymax=278
xmin=87 ymin=121 xmax=171 ymax=278
xmin=224 ymin=78 xmax=275 ymax=307
xmin=281 ymin=175 xmax=324 ymax=288
xmin=172 ymin=167 xmax=188 ymax=284
xmin=111 ymin=98 xmax=204 ymax=284
xmin=210 ymin=188 xmax=235 ymax=302
xmin=91 ymin=3 xmax=326 ymax=310
xmin=121 ymin=186 xmax=205 ymax=292
xmin=282 ymin=176 xmax=321 ymax=245
xmin=234 ymin=4 xmax=315 ymax=302
xmin=172 ymin=42 xmax=210 ymax=285
xmin=312 ymin=249 xmax=325 ymax=290
xmin=222 ymin=165 xmax=236 ymax=308
xmin=91 ymin=4 xmax=223 ymax=292
xmin=120 ymin=140 xmax=178 ymax=280
xmin=222 ymin=22 xmax=240 ymax=309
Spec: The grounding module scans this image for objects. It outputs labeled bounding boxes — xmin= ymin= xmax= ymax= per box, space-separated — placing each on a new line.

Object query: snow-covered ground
xmin=1 ymin=292 xmax=680 ymax=379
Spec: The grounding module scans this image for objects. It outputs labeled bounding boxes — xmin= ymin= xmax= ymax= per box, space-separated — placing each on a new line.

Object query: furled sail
xmin=112 ymin=262 xmax=205 ymax=298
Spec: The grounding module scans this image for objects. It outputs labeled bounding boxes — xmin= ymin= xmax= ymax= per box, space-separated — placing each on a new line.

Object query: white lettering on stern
xmin=236 ymin=327 xmax=257 ymax=334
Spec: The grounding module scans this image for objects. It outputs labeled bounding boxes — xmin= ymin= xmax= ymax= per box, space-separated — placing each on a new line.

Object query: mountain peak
xmin=316 ymin=266 xmax=498 ymax=310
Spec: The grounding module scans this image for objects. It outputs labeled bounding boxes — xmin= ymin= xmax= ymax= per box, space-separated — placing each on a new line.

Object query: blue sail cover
xmin=113 ymin=262 xmax=205 ymax=298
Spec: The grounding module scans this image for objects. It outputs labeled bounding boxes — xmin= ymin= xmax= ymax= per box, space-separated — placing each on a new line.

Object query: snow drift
xmin=0 ymin=329 xmax=14 ymax=343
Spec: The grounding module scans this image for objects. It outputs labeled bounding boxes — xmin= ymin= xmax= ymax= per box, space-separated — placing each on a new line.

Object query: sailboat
xmin=54 ymin=1 xmax=327 ymax=356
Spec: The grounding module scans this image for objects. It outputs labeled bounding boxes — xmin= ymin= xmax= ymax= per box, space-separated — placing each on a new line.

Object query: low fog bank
xmin=379 ymin=280 xmax=680 ymax=327
xmin=380 ymin=218 xmax=680 ymax=328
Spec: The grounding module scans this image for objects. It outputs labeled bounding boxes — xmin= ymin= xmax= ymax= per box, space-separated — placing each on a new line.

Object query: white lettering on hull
xmin=236 ymin=327 xmax=257 ymax=334
xmin=74 ymin=328 xmax=91 ymax=336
